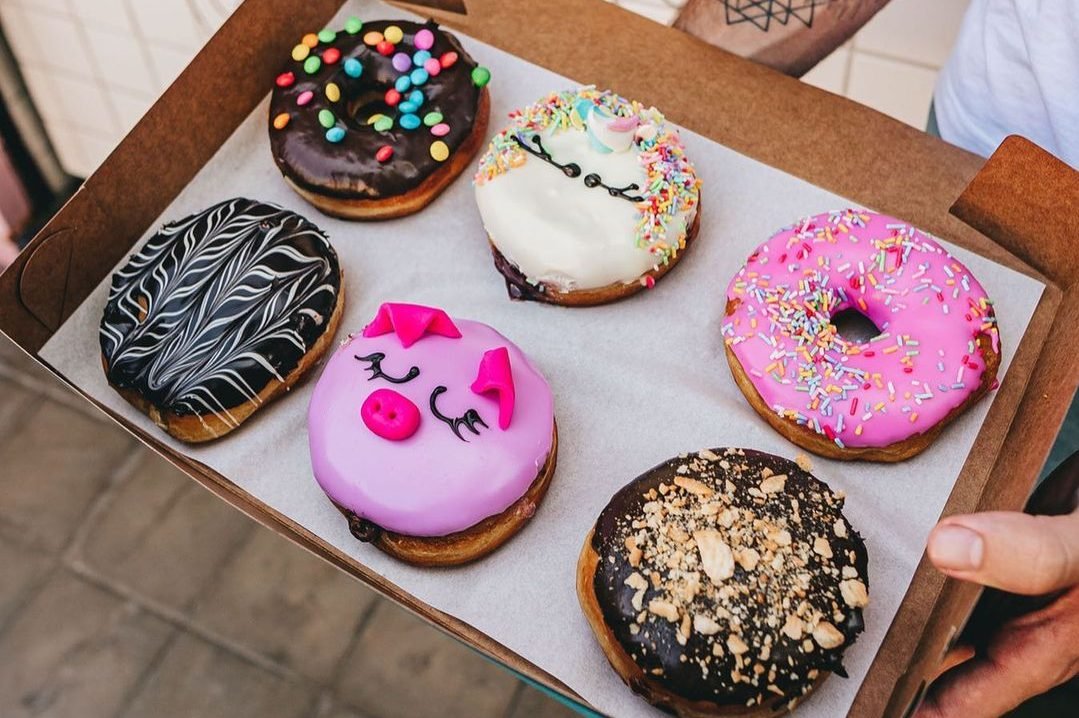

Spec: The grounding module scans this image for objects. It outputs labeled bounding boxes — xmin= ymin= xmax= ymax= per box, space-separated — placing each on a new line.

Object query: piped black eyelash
xmin=511 ymin=132 xmax=645 ymax=202
xmin=429 ymin=386 xmax=487 ymax=442
xmin=354 ymin=353 xmax=419 ymax=384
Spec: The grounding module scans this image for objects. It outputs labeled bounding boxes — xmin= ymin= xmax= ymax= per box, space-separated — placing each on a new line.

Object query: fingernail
xmin=930 ymin=525 xmax=984 ymax=571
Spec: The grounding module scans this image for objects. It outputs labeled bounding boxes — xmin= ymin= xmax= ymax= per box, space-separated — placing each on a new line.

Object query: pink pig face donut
xmin=308 ymin=303 xmax=556 ymax=540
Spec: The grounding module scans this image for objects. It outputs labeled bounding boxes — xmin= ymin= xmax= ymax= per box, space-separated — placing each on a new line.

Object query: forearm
xmin=674 ymin=0 xmax=891 ymax=77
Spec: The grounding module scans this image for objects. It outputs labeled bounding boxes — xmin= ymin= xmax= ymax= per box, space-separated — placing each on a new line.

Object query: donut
xmin=474 ymin=87 xmax=701 ymax=306
xmin=269 ymin=18 xmax=491 ymax=220
xmin=307 ymin=302 xmax=556 ymax=566
xmin=100 ymin=198 xmax=344 ymax=443
xmin=577 ymin=448 xmax=869 ymax=717
xmin=722 ymin=210 xmax=1001 ymax=462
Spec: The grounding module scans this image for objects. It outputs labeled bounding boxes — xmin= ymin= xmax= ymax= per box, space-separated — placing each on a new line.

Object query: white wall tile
xmin=68 ymin=0 xmax=134 ymax=33
xmin=846 ymin=51 xmax=937 ymax=128
xmin=21 ymin=5 xmax=95 ymax=79
xmin=148 ymin=42 xmax=195 ymax=87
xmin=19 ymin=67 xmax=64 ymax=129
xmin=109 ymin=87 xmax=152 ymax=133
xmin=42 ymin=117 xmax=88 ymax=176
xmin=0 ymin=3 xmax=41 ymax=63
xmin=128 ymin=0 xmax=209 ymax=51
xmin=84 ymin=23 xmax=156 ymax=94
xmin=76 ymin=128 xmax=118 ymax=170
xmin=801 ymin=47 xmax=850 ymax=95
xmin=854 ymin=0 xmax=970 ymax=69
xmin=609 ymin=0 xmax=682 ymax=26
xmin=49 ymin=72 xmax=118 ymax=133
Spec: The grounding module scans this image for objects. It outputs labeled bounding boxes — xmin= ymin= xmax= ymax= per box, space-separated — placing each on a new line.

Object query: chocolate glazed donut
xmin=578 ymin=448 xmax=870 ymax=717
xmin=269 ymin=18 xmax=491 ymax=220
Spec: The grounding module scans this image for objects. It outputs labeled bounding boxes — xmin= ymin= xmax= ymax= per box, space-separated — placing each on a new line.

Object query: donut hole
xmin=348 ymin=88 xmax=394 ymax=125
xmin=831 ymin=308 xmax=881 ymax=344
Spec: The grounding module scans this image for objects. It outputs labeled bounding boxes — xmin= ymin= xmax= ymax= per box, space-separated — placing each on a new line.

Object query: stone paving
xmin=0 ymin=337 xmax=576 ymax=718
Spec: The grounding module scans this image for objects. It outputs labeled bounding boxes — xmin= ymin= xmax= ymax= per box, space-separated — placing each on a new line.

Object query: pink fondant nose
xmin=360 ymin=388 xmax=420 ymax=441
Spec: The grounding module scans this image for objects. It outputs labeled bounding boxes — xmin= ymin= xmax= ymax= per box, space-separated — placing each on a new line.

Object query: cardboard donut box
xmin=2 ymin=0 xmax=1077 ymax=715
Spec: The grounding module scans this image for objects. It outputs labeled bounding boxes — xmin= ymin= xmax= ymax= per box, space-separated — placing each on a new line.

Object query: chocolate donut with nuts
xmin=577 ymin=448 xmax=869 ymax=717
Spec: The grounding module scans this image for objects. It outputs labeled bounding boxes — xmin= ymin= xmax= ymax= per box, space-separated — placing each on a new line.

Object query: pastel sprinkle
xmin=272 ymin=113 xmax=290 ymax=130
xmin=430 ymin=140 xmax=449 ymax=162
xmin=301 ymin=33 xmax=319 ymax=48
xmin=344 ymin=17 xmax=362 ymax=35
xmin=384 ymin=88 xmax=401 ymax=106
xmin=439 ymin=51 xmax=458 ymax=69
xmin=303 ymin=56 xmax=321 ymax=74
xmin=296 ymin=90 xmax=313 ymax=106
xmin=325 ymin=126 xmax=346 ymax=143
xmin=422 ymin=111 xmax=443 ymax=126
xmin=383 ymin=25 xmax=403 ymax=44
xmin=392 ymin=52 xmax=411 ymax=72
xmin=412 ymin=50 xmax=432 ymax=67
xmin=394 ymin=75 xmax=411 ymax=92
xmin=291 ymin=44 xmax=310 ymax=61
xmin=414 ymin=28 xmax=434 ymax=50
xmin=430 ymin=122 xmax=450 ymax=136
xmin=363 ymin=31 xmax=383 ymax=46
xmin=376 ymin=40 xmax=394 ymax=56
xmin=373 ymin=116 xmax=393 ymax=132
xmin=318 ymin=29 xmax=336 ymax=43
xmin=471 ymin=66 xmax=491 ymax=87
xmin=376 ymin=145 xmax=393 ymax=162
xmin=398 ymin=100 xmax=420 ymax=114
xmin=407 ymin=90 xmax=424 ymax=106
xmin=399 ymin=113 xmax=421 ymax=130
xmin=410 ymin=68 xmax=429 ymax=86
xmin=275 ymin=71 xmax=294 ymax=88
xmin=344 ymin=58 xmax=363 ymax=78
xmin=325 ymin=82 xmax=341 ymax=102
xmin=323 ymin=48 xmax=340 ymax=64
xmin=318 ymin=109 xmax=335 ymax=128
xmin=423 ymin=58 xmax=441 ymax=76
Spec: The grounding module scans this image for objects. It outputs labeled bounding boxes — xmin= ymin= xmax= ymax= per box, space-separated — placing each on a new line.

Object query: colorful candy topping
xmin=474 ymin=87 xmax=700 ymax=265
xmin=430 ymin=141 xmax=449 ymax=162
xmin=722 ymin=210 xmax=1000 ymax=450
xmin=273 ymin=18 xmax=483 ymax=161
xmin=471 ymin=66 xmax=491 ymax=88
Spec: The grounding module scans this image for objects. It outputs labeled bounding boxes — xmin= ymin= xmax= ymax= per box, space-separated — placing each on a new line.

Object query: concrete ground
xmin=0 ymin=337 xmax=577 ymax=718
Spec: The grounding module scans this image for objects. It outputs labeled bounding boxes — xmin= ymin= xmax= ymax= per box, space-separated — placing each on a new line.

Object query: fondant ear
xmin=470 ymin=347 xmax=515 ymax=430
xmin=362 ymin=303 xmax=462 ymax=348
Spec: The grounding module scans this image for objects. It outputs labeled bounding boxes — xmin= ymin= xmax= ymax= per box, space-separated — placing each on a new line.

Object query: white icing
xmin=475 ymin=127 xmax=694 ymax=291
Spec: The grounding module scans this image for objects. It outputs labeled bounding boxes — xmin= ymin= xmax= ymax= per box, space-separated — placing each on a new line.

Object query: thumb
xmin=927 ymin=509 xmax=1079 ymax=594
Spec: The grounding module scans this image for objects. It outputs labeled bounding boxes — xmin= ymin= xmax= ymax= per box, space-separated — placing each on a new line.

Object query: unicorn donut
xmin=474 ymin=87 xmax=702 ymax=306
xmin=307 ymin=302 xmax=556 ymax=565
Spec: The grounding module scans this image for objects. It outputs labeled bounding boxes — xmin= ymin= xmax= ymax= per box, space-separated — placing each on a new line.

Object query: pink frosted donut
xmin=307 ymin=302 xmax=556 ymax=565
xmin=722 ymin=210 xmax=1001 ymax=462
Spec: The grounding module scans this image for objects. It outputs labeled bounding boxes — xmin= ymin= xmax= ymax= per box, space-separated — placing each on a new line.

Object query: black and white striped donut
xmin=100 ymin=198 xmax=344 ymax=441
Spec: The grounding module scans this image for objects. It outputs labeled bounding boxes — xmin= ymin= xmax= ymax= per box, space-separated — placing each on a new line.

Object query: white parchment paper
xmin=42 ymin=2 xmax=1045 ymax=715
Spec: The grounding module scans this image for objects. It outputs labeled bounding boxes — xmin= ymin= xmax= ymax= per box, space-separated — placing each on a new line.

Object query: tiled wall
xmin=0 ymin=0 xmax=969 ymax=178
xmin=0 ymin=0 xmax=241 ymax=177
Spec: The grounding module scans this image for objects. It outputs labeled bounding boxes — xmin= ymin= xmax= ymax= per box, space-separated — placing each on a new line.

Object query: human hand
xmin=915 ymin=507 xmax=1079 ymax=717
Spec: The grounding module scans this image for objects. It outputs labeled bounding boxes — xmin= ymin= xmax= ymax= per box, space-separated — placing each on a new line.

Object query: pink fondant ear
xmin=470 ymin=347 xmax=515 ymax=430
xmin=361 ymin=302 xmax=462 ymax=348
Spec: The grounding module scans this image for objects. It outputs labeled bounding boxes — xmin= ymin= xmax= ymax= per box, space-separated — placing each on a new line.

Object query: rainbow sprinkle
xmin=722 ymin=210 xmax=1000 ymax=449
xmin=474 ymin=87 xmax=700 ymax=265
